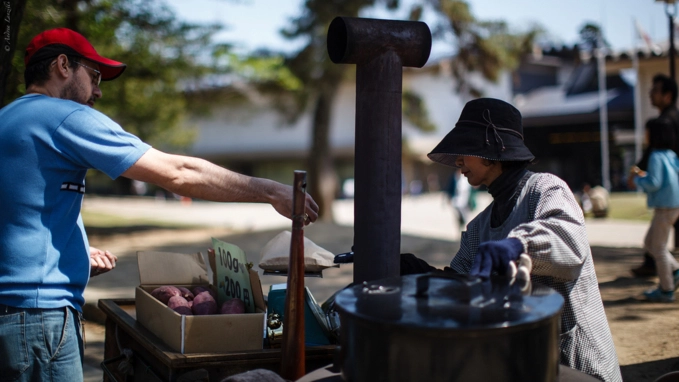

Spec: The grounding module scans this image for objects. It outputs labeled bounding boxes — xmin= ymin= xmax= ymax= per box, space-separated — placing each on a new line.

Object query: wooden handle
xmin=280 ymin=170 xmax=307 ymax=380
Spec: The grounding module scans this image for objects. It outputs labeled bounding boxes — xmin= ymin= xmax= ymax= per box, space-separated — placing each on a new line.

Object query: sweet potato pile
xmin=150 ymin=285 xmax=245 ymax=316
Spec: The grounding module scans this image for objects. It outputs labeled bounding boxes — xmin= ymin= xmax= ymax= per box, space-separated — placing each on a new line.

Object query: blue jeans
xmin=0 ymin=304 xmax=83 ymax=382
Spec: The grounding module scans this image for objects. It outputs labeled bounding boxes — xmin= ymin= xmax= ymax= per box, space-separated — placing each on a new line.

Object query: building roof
xmin=515 ymin=59 xmax=635 ymax=127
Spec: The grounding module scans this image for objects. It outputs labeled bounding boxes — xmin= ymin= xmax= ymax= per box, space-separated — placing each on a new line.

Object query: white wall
xmin=187 ymin=60 xmax=514 ymax=160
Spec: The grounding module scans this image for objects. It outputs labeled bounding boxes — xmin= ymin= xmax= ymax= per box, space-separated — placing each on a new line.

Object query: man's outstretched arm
xmin=121 ymin=148 xmax=319 ymax=223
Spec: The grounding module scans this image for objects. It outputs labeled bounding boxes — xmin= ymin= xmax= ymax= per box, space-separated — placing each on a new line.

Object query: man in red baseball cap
xmin=24 ymin=28 xmax=126 ymax=80
xmin=0 ymin=28 xmax=319 ymax=381
xmin=22 ymin=28 xmax=128 ymax=108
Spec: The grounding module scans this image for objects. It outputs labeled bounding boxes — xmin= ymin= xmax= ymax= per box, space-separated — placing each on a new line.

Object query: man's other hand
xmin=89 ymin=246 xmax=117 ymax=277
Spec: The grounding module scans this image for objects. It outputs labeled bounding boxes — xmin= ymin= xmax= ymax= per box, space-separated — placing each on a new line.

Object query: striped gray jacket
xmin=450 ymin=173 xmax=622 ymax=382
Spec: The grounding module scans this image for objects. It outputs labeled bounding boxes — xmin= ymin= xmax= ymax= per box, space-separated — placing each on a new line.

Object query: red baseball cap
xmin=25 ymin=28 xmax=126 ymax=81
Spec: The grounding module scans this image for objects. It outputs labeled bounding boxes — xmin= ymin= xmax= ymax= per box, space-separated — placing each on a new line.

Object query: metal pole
xmin=632 ymin=23 xmax=644 ymax=163
xmin=327 ymin=17 xmax=431 ymax=284
xmin=353 ymin=53 xmax=403 ymax=283
xmin=596 ymin=32 xmax=611 ymax=191
xmin=665 ymin=2 xmax=679 ymax=249
xmin=669 ymin=3 xmax=676 ymax=81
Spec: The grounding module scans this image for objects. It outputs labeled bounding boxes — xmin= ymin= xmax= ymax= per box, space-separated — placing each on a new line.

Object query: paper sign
xmin=211 ymin=238 xmax=254 ymax=313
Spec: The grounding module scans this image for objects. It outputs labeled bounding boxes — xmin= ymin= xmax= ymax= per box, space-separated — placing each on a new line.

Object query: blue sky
xmin=165 ymin=0 xmax=670 ymax=55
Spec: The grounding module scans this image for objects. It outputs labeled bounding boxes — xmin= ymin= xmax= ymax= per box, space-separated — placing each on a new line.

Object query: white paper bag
xmin=259 ymin=231 xmax=335 ymax=272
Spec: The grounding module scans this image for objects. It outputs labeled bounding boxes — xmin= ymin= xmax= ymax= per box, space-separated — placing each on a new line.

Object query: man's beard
xmin=59 ymin=76 xmax=90 ymax=105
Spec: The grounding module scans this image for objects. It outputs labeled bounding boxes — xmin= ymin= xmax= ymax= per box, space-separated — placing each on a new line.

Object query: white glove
xmin=507 ymin=254 xmax=532 ymax=294
xmin=507 ymin=253 xmax=532 ymax=280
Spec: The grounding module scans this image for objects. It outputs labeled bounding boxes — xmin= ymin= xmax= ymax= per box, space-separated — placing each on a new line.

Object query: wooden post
xmin=280 ymin=170 xmax=307 ymax=380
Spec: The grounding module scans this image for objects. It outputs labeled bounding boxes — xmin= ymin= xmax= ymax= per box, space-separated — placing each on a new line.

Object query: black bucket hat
xmin=427 ymin=98 xmax=534 ymax=167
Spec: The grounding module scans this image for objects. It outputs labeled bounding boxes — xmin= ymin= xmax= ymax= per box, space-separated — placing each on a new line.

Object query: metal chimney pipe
xmin=327 ymin=17 xmax=431 ymax=284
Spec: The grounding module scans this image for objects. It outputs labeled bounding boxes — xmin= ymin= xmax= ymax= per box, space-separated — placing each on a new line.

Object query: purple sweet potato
xmin=191 ymin=286 xmax=216 ymax=300
xmin=177 ymin=286 xmax=194 ymax=301
xmin=192 ymin=291 xmax=217 ymax=315
xmin=151 ymin=286 xmax=181 ymax=305
xmin=220 ymin=298 xmax=245 ymax=315
xmin=167 ymin=295 xmax=193 ymax=315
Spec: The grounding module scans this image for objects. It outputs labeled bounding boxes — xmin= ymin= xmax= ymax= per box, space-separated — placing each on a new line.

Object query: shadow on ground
xmin=87 ymin=224 xmax=197 ymax=236
xmin=622 ymin=357 xmax=679 ymax=382
xmin=600 ymin=277 xmax=655 ymax=288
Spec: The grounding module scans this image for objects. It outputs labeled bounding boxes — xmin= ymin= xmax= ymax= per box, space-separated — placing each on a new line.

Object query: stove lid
xmin=333 ymin=273 xmax=564 ymax=331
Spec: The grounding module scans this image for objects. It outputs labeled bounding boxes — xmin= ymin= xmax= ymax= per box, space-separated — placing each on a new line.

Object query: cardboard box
xmin=135 ymin=251 xmax=266 ymax=354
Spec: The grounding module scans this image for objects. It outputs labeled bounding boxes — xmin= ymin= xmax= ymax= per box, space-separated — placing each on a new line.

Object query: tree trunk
xmin=307 ymin=84 xmax=340 ymax=221
xmin=60 ymin=0 xmax=80 ymax=30
xmin=0 ymin=0 xmax=27 ymax=107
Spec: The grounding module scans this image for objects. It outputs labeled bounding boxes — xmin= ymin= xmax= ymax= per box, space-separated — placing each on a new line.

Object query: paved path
xmin=81 ymin=192 xmax=663 ymax=316
xmin=83 ymin=192 xmax=660 ymax=248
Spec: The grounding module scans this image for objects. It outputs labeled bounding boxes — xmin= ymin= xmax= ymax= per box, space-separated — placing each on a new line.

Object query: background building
xmin=177 ymin=46 xmax=674 ymax=197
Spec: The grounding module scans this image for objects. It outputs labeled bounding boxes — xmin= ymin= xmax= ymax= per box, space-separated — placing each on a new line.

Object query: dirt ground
xmin=82 ymin=222 xmax=679 ymax=382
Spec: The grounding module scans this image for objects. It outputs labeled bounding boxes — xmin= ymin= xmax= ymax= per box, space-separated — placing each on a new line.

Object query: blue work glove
xmin=470 ymin=238 xmax=523 ymax=278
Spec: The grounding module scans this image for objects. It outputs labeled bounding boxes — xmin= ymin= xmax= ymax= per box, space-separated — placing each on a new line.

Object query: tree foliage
xmin=283 ymin=0 xmax=542 ymax=219
xmin=2 ymin=0 xmax=226 ymax=152
xmin=413 ymin=0 xmax=544 ymax=97
xmin=578 ymin=22 xmax=610 ymax=54
xmin=281 ymin=0 xmax=442 ymax=220
xmin=281 ymin=0 xmax=400 ymax=220
xmin=403 ymin=89 xmax=436 ymax=132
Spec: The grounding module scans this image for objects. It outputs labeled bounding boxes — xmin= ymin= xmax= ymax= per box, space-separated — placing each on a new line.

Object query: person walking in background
xmin=446 ymin=168 xmax=475 ymax=228
xmin=0 ymin=28 xmax=318 ymax=382
xmin=628 ymin=121 xmax=679 ymax=302
xmin=580 ymin=183 xmax=610 ymax=218
xmin=630 ymin=73 xmax=679 ymax=278
xmin=589 ymin=184 xmax=609 ymax=218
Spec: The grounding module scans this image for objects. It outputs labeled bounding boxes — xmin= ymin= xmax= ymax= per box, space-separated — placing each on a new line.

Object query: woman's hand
xmin=627 ymin=166 xmax=646 ymax=189
xmin=470 ymin=238 xmax=524 ymax=278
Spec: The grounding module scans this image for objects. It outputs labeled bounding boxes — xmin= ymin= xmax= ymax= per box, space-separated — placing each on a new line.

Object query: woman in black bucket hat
xmin=420 ymin=98 xmax=622 ymax=381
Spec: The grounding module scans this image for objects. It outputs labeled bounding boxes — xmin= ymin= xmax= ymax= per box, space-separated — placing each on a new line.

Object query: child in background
xmin=629 ymin=121 xmax=679 ymax=302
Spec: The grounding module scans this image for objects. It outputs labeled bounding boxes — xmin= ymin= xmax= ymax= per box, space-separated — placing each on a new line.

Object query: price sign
xmin=211 ymin=238 xmax=254 ymax=313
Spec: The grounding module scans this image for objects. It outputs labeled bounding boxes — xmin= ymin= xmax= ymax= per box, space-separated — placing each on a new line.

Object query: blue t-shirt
xmin=0 ymin=94 xmax=151 ymax=311
xmin=635 ymin=149 xmax=679 ymax=208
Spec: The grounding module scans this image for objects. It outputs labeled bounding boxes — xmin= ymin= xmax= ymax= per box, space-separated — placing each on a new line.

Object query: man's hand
xmin=90 ymin=247 xmax=117 ymax=277
xmin=270 ymin=185 xmax=319 ymax=226
xmin=303 ymin=193 xmax=320 ymax=225
xmin=470 ymin=238 xmax=523 ymax=278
